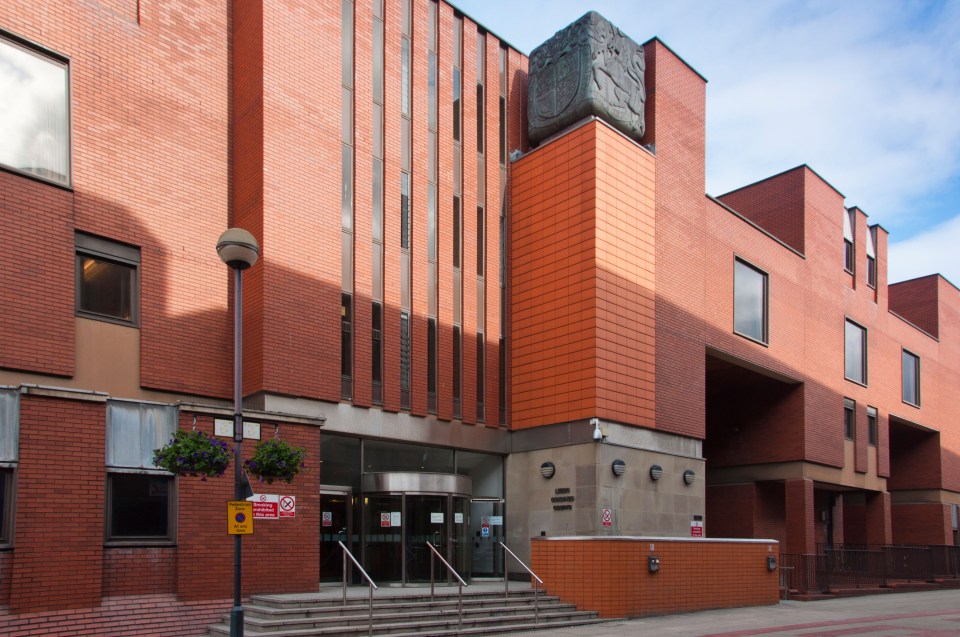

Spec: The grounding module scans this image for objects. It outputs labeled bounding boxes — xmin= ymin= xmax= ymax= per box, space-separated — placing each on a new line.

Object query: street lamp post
xmin=217 ymin=228 xmax=260 ymax=637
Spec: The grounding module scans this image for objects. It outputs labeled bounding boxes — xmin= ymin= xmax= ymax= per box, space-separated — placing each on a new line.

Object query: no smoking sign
xmin=279 ymin=496 xmax=296 ymax=518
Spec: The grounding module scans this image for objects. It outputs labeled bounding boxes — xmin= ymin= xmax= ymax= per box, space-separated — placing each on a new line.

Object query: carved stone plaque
xmin=528 ymin=11 xmax=646 ymax=144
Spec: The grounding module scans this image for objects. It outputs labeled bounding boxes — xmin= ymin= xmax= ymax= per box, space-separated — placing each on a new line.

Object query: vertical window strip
xmin=498 ymin=46 xmax=507 ymax=425
xmin=427 ymin=0 xmax=439 ymax=412
xmin=371 ymin=0 xmax=384 ymax=403
xmin=476 ymin=332 xmax=485 ymax=422
xmin=341 ymin=0 xmax=355 ymax=401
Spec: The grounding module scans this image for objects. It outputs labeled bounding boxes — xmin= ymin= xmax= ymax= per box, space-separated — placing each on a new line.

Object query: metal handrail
xmin=338 ymin=541 xmax=378 ymax=637
xmin=499 ymin=542 xmax=544 ymax=626
xmin=427 ymin=542 xmax=468 ymax=632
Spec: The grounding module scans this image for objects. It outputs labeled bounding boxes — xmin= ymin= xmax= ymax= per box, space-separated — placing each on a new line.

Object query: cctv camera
xmin=591 ymin=418 xmax=603 ymax=442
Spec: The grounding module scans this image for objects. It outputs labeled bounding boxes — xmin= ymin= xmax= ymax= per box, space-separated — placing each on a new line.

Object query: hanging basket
xmin=244 ymin=438 xmax=306 ymax=484
xmin=153 ymin=429 xmax=231 ymax=480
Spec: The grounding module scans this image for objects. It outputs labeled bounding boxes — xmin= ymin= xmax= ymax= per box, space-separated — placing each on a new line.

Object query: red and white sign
xmin=322 ymin=512 xmax=333 ymax=527
xmin=601 ymin=508 xmax=613 ymax=527
xmin=249 ymin=494 xmax=279 ymax=519
xmin=691 ymin=520 xmax=703 ymax=537
xmin=380 ymin=512 xmax=391 ymax=528
xmin=246 ymin=494 xmax=295 ymax=519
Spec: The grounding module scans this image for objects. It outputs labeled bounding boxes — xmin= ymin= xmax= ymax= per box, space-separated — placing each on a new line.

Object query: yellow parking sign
xmin=228 ymin=501 xmax=254 ymax=535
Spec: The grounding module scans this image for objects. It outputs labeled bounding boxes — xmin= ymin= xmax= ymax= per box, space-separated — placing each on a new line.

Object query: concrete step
xmin=207 ymin=588 xmax=620 ymax=637
xmin=208 ymin=611 xmax=610 ymax=637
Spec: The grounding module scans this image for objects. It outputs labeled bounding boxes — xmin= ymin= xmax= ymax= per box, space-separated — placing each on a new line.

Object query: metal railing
xmin=338 ymin=541 xmax=378 ymax=637
xmin=427 ymin=542 xmax=468 ymax=632
xmin=499 ymin=542 xmax=545 ymax=626
xmin=781 ymin=544 xmax=960 ymax=596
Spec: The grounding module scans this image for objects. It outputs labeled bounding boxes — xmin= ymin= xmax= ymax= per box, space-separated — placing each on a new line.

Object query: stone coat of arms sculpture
xmin=527 ymin=11 xmax=646 ymax=144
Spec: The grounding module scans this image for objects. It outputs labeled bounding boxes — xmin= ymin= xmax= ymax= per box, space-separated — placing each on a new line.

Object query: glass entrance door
xmin=470 ymin=498 xmax=504 ymax=578
xmin=319 ymin=491 xmax=351 ymax=583
xmin=404 ymin=495 xmax=446 ymax=583
xmin=363 ymin=494 xmax=402 ymax=582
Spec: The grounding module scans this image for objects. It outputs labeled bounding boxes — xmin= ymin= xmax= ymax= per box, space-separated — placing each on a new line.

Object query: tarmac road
xmin=502 ymin=589 xmax=960 ymax=636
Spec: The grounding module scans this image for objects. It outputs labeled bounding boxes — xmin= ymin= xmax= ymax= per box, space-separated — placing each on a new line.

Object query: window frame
xmin=75 ymin=232 xmax=140 ymax=327
xmin=844 ymin=318 xmax=867 ymax=386
xmin=843 ymin=208 xmax=855 ymax=274
xmin=105 ymin=400 xmax=177 ymax=545
xmin=733 ymin=256 xmax=769 ymax=345
xmin=844 ymin=398 xmax=855 ymax=441
xmin=867 ymin=406 xmax=877 ymax=446
xmin=901 ymin=348 xmax=920 ymax=407
xmin=0 ymin=466 xmax=15 ymax=547
xmin=0 ymin=31 xmax=72 ymax=188
xmin=105 ymin=470 xmax=177 ymax=545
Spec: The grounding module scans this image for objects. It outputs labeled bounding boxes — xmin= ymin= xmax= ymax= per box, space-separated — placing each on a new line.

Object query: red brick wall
xmin=0 ymin=0 xmax=233 ymax=398
xmin=889 ymin=276 xmax=939 ymax=338
xmin=12 ymin=396 xmax=105 ymax=612
xmin=706 ymin=484 xmax=756 ymax=538
xmin=174 ymin=413 xmax=320 ymax=600
xmin=0 ymin=595 xmax=225 ymax=637
xmin=718 ymin=167 xmax=806 ymax=254
xmin=531 ymin=537 xmax=780 ymax=618
xmin=102 ymin=548 xmax=176 ymax=596
xmin=642 ymin=40 xmax=707 ymax=441
xmin=0 ymin=174 xmax=74 ymax=377
xmin=891 ymin=502 xmax=951 ymax=545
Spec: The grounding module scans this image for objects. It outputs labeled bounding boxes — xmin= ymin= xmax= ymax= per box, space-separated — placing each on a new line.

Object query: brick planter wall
xmin=530 ymin=536 xmax=780 ymax=618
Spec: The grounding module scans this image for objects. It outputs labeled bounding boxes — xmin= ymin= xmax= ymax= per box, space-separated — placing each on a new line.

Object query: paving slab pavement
xmin=501 ymin=589 xmax=960 ymax=636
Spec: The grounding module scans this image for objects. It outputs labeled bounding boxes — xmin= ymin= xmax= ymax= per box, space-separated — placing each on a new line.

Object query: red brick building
xmin=0 ymin=1 xmax=957 ymax=634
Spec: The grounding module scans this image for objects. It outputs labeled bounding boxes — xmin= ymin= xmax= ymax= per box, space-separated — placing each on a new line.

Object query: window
xmin=0 ymin=389 xmax=19 ymax=546
xmin=902 ymin=349 xmax=920 ymax=406
xmin=427 ymin=317 xmax=437 ymax=413
xmin=866 ymin=226 xmax=877 ymax=288
xmin=844 ymin=319 xmax=867 ymax=385
xmin=400 ymin=312 xmax=411 ymax=410
xmin=0 ymin=35 xmax=70 ymax=186
xmin=843 ymin=208 xmax=855 ymax=273
xmin=844 ymin=398 xmax=855 ymax=440
xmin=76 ymin=233 xmax=140 ymax=326
xmin=733 ymin=258 xmax=768 ymax=343
xmin=341 ymin=293 xmax=353 ymax=400
xmin=372 ymin=302 xmax=383 ymax=404
xmin=867 ymin=407 xmax=877 ymax=446
xmin=476 ymin=332 xmax=485 ymax=422
xmin=453 ymin=325 xmax=462 ymax=419
xmin=106 ymin=473 xmax=173 ymax=541
xmin=106 ymin=401 xmax=176 ymax=542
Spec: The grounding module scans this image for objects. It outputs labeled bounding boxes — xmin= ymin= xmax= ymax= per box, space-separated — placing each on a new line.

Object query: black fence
xmin=779 ymin=544 xmax=960 ymax=595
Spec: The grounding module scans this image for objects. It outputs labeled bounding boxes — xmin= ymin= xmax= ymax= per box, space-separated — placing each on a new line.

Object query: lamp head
xmin=217 ymin=228 xmax=260 ymax=270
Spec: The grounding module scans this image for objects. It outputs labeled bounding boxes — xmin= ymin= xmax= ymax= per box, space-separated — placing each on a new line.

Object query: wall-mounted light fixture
xmin=767 ymin=556 xmax=777 ymax=572
xmin=540 ymin=462 xmax=556 ymax=479
xmin=683 ymin=469 xmax=696 ymax=485
xmin=648 ymin=555 xmax=660 ymax=573
xmin=611 ymin=459 xmax=626 ymax=477
xmin=649 ymin=465 xmax=663 ymax=481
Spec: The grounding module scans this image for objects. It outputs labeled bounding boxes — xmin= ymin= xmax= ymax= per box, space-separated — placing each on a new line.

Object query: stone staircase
xmin=206 ymin=586 xmax=616 ymax=636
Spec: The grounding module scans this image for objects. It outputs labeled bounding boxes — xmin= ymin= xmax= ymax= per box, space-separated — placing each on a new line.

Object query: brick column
xmin=865 ymin=491 xmax=892 ymax=546
xmin=785 ymin=478 xmax=815 ymax=554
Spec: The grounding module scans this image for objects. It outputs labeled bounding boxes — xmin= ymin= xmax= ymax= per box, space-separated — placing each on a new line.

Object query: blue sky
xmin=453 ymin=0 xmax=960 ymax=286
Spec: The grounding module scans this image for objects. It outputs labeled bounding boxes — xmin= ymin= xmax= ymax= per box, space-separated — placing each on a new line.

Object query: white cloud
xmin=887 ymin=213 xmax=960 ymax=285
